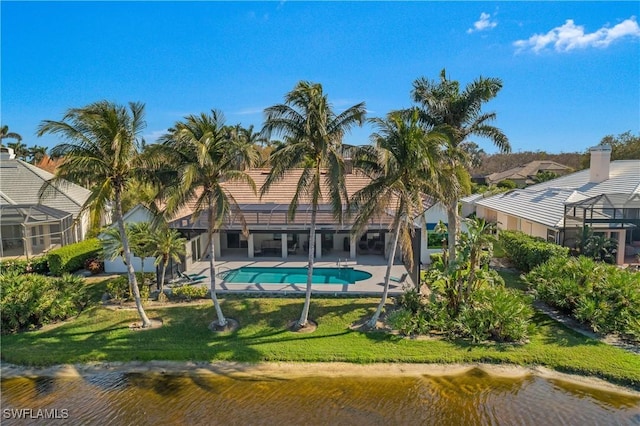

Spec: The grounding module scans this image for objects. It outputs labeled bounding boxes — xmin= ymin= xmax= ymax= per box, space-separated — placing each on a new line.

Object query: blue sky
xmin=2 ymin=1 xmax=639 ymax=154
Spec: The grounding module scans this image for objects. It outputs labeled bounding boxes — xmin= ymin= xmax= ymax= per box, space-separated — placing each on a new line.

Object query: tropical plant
xmin=27 ymin=145 xmax=48 ymax=164
xmin=0 ymin=125 xmax=22 ymax=145
xmin=261 ymin=81 xmax=366 ymax=329
xmin=158 ymin=109 xmax=257 ymax=328
xmin=427 ymin=217 xmax=500 ymax=316
xmin=532 ymin=170 xmax=558 ymax=184
xmin=37 ymin=101 xmax=153 ymax=327
xmin=579 ymin=226 xmax=618 ymax=264
xmin=153 ymin=227 xmax=186 ymax=293
xmin=412 ymin=69 xmax=510 ymax=261
xmin=6 ymin=140 xmax=28 ymax=160
xmin=525 ymin=256 xmax=640 ymax=341
xmin=351 ymin=109 xmax=442 ymax=327
xmin=128 ymin=222 xmax=155 ymax=278
xmin=0 ymin=272 xmax=88 ymax=333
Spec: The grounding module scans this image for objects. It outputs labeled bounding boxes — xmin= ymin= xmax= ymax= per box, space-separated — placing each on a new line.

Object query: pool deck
xmin=179 ymin=254 xmax=414 ymax=296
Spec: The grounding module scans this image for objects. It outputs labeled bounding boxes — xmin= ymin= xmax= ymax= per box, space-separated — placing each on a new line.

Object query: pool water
xmin=221 ymin=267 xmax=372 ymax=285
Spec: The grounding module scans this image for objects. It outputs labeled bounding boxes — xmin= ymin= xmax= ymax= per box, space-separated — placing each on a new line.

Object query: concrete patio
xmin=178 ymin=253 xmax=414 ymax=296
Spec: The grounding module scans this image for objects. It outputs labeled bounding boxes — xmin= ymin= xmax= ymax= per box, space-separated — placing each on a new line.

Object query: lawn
xmin=2 ymin=289 xmax=639 ymax=390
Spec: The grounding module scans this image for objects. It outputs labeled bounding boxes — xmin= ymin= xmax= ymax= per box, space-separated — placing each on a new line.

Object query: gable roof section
xmin=0 ymin=158 xmax=91 ymax=218
xmin=475 ymin=160 xmax=640 ymax=228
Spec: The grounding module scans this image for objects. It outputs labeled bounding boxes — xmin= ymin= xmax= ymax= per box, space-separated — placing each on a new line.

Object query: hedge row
xmin=48 ymin=238 xmax=102 ymax=276
xmin=499 ymin=231 xmax=569 ymax=272
xmin=0 ymin=257 xmax=49 ymax=275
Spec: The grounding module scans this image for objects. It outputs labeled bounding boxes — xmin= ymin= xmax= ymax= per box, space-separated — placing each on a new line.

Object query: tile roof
xmin=169 ymin=168 xmax=435 ymax=230
xmin=0 ymin=158 xmax=91 ymax=218
xmin=485 ymin=160 xmax=572 ymax=184
xmin=475 ymin=160 xmax=640 ymax=228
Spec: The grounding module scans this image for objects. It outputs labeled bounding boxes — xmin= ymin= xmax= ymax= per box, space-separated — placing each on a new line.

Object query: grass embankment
xmin=2 ymin=274 xmax=639 ymax=389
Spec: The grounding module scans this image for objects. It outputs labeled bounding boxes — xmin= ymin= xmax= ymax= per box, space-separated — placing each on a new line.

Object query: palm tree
xmin=152 ymin=227 xmax=186 ymax=293
xmin=27 ymin=145 xmax=48 ymax=164
xmin=7 ymin=141 xmax=29 ymax=160
xmin=351 ymin=109 xmax=443 ymax=328
xmin=412 ymin=69 xmax=510 ymax=261
xmin=261 ymin=81 xmax=366 ymax=329
xmin=0 ymin=125 xmax=22 ymax=144
xmin=159 ymin=109 xmax=257 ymax=329
xmin=37 ymin=101 xmax=152 ymax=327
xmin=128 ymin=222 xmax=155 ymax=283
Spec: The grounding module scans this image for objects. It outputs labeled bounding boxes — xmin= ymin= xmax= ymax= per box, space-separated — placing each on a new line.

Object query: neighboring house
xmin=168 ymin=168 xmax=424 ymax=283
xmin=480 ymin=160 xmax=572 ymax=187
xmin=101 ymin=204 xmax=157 ymax=274
xmin=464 ymin=146 xmax=640 ymax=265
xmin=0 ymin=147 xmax=91 ymax=257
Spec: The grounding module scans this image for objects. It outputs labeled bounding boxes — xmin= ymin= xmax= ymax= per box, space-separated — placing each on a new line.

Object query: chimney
xmin=589 ymin=144 xmax=611 ymax=183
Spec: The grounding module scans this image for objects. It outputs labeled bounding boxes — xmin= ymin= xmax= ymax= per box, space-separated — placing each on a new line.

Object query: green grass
xmin=2 ymin=293 xmax=639 ymax=390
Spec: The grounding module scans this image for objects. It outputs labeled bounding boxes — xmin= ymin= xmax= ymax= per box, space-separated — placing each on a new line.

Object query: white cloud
xmin=514 ymin=17 xmax=640 ymax=53
xmin=467 ymin=12 xmax=497 ymax=34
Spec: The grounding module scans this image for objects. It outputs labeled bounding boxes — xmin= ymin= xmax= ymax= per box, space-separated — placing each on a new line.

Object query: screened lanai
xmin=0 ymin=204 xmax=76 ymax=258
xmin=562 ymin=193 xmax=640 ymax=264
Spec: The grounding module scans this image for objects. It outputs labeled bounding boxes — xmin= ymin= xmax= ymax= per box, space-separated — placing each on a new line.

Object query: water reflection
xmin=2 ymin=370 xmax=639 ymax=425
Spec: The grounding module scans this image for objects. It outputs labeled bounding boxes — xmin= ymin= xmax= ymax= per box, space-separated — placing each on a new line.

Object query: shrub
xmin=0 ymin=272 xmax=88 ymax=333
xmin=429 ymin=253 xmax=443 ymax=266
xmin=499 ymin=231 xmax=569 ymax=272
xmin=171 ymin=285 xmax=209 ymax=301
xmin=106 ymin=276 xmax=129 ymax=300
xmin=456 ymin=287 xmax=533 ymax=343
xmin=525 ymin=256 xmax=640 ymax=341
xmin=497 ymin=179 xmax=517 ymax=189
xmin=105 ymin=274 xmax=152 ymax=301
xmin=48 ymin=238 xmax=101 ymax=276
xmin=84 ymin=257 xmax=104 ymax=275
xmin=0 ymin=257 xmax=49 ymax=275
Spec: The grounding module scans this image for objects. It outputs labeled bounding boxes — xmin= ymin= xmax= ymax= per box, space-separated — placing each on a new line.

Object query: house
xmin=465 ymin=145 xmax=640 ymax=265
xmin=167 ymin=168 xmax=423 ymax=284
xmin=480 ymin=160 xmax=572 ymax=187
xmin=0 ymin=148 xmax=91 ymax=257
xmin=101 ymin=204 xmax=157 ymax=274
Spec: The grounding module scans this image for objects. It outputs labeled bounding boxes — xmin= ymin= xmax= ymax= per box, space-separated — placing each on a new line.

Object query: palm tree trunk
xmin=367 ymin=216 xmax=402 ymax=328
xmin=298 ymin=203 xmax=318 ymax=328
xmin=115 ymin=190 xmax=151 ymax=327
xmin=208 ymin=209 xmax=227 ymax=327
xmin=447 ymin=200 xmax=459 ymax=263
xmin=159 ymin=257 xmax=168 ymax=292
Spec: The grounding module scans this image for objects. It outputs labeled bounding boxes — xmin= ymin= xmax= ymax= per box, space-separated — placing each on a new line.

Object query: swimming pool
xmin=221 ymin=267 xmax=372 ymax=285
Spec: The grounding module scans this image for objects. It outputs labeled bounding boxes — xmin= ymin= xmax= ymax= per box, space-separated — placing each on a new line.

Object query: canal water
xmin=2 ymin=367 xmax=639 ymax=425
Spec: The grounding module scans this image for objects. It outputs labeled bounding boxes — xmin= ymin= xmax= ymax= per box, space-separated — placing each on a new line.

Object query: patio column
xmin=315 ymin=233 xmax=322 ymax=259
xmin=248 ymin=234 xmax=255 ymax=259
xmin=281 ymin=233 xmax=288 ymax=259
xmin=616 ymin=229 xmax=626 ymax=265
xmin=213 ymin=233 xmax=221 ymax=258
xmin=350 ymin=237 xmax=356 ymax=259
